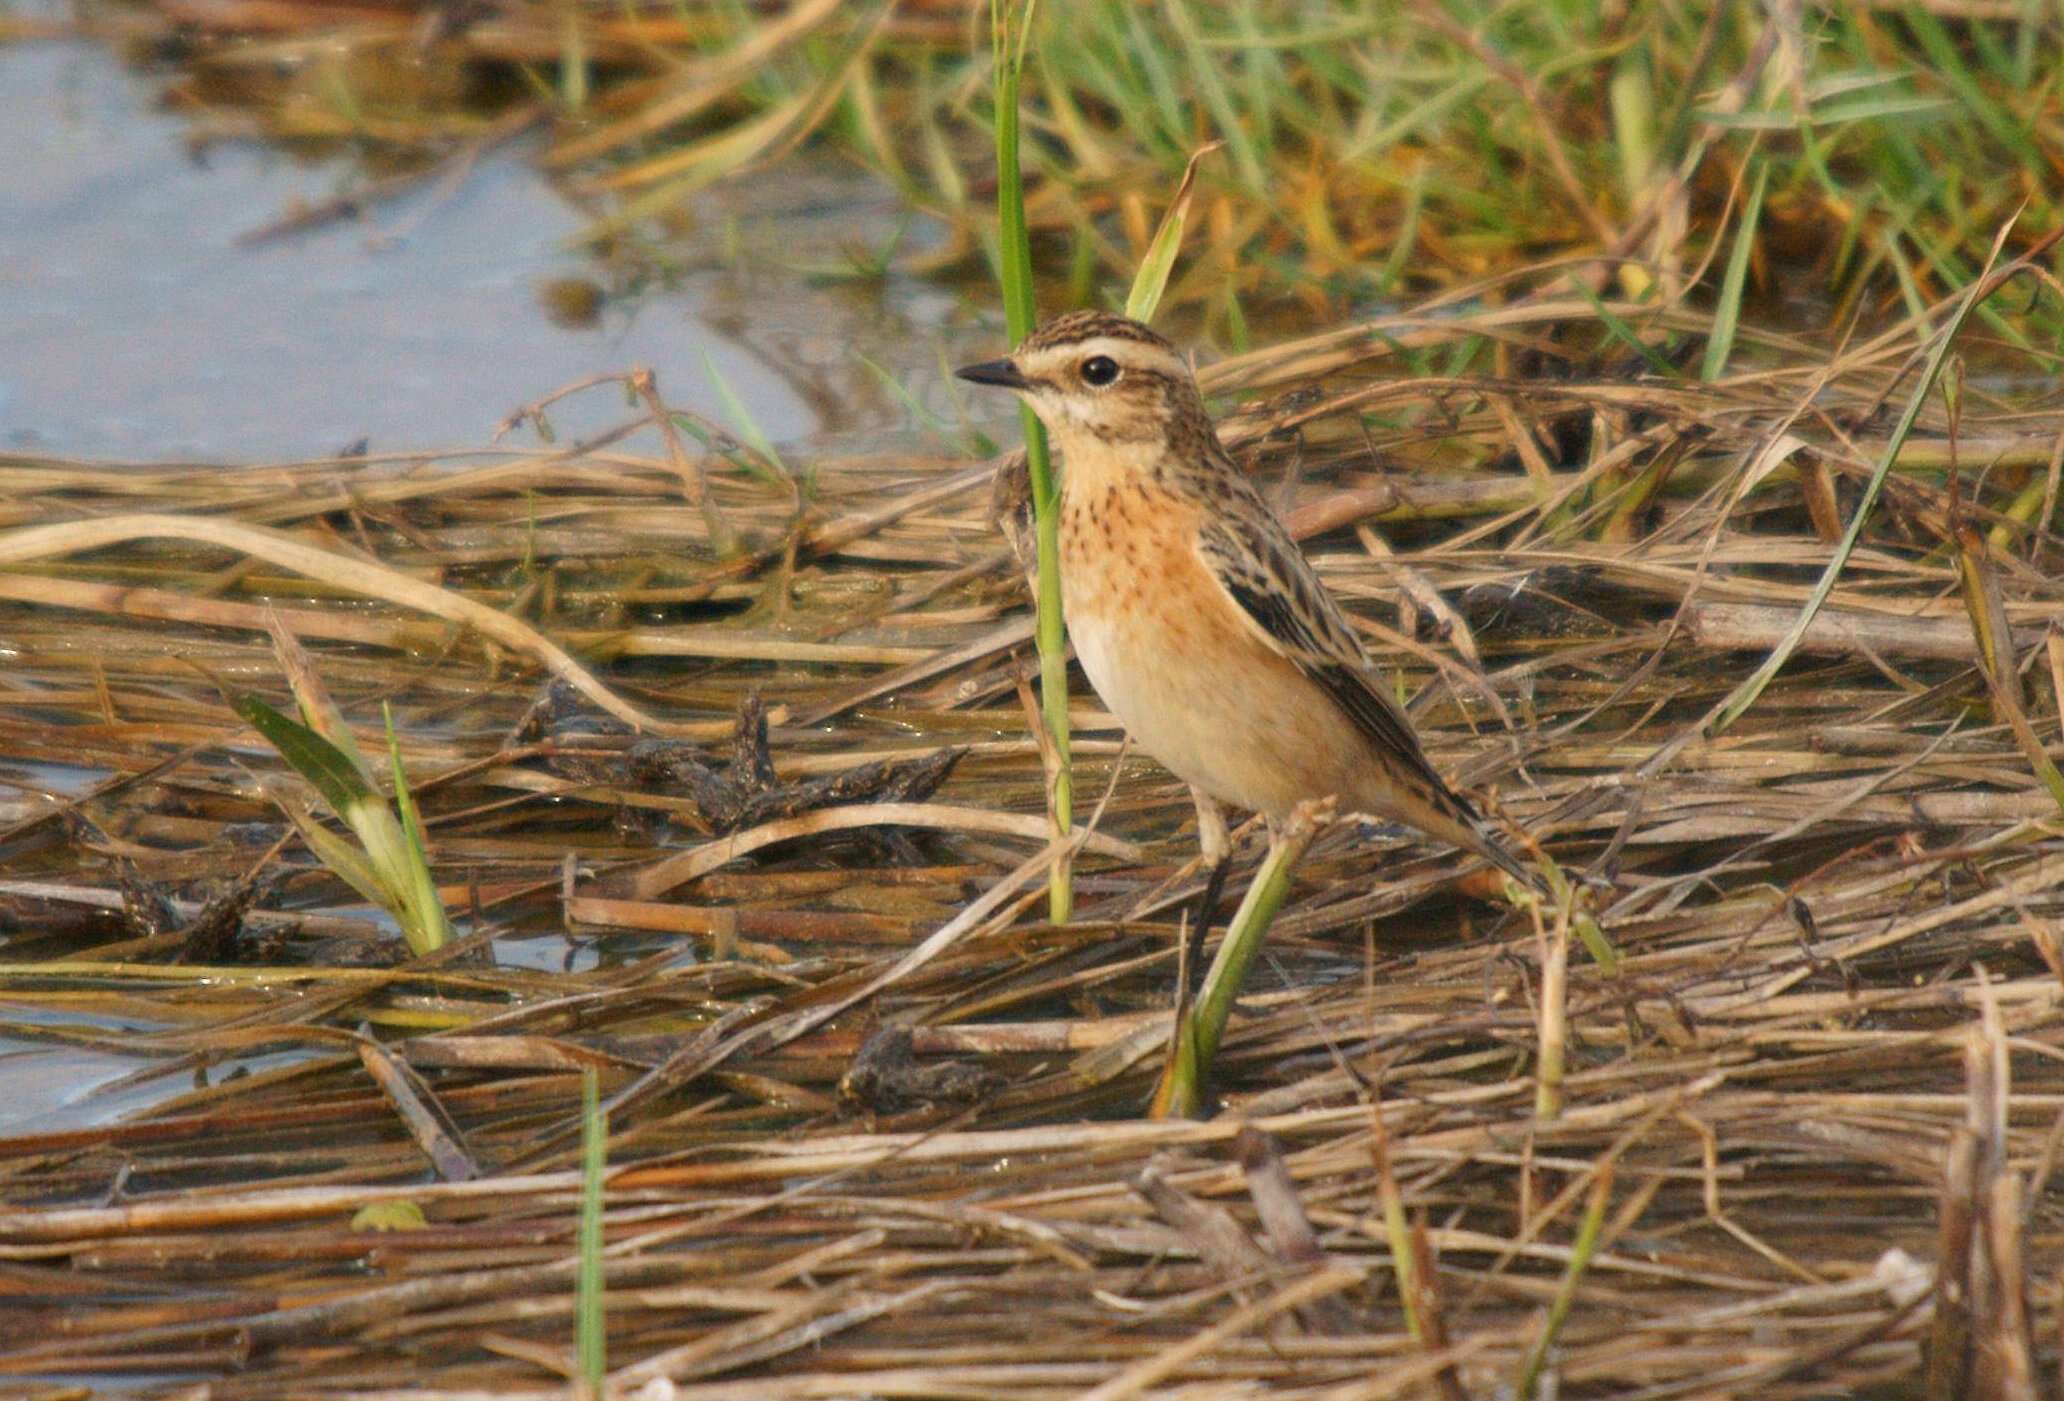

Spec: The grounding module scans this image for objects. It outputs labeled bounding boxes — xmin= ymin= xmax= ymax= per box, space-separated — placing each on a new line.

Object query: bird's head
xmin=956 ymin=310 xmax=1205 ymax=451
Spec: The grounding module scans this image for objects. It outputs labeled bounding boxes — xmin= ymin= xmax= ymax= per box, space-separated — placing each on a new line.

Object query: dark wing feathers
xmin=1198 ymin=512 xmax=1456 ymax=804
xmin=1196 ymin=499 xmax=1531 ymax=883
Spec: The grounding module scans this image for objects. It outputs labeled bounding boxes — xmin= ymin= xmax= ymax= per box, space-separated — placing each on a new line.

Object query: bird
xmin=956 ymin=309 xmax=1527 ymax=908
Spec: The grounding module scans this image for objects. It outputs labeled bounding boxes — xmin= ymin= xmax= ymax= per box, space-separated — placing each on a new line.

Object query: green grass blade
xmin=1701 ymin=158 xmax=1769 ymax=382
xmin=1707 ymin=219 xmax=2038 ymax=736
xmin=576 ymin=1068 xmax=607 ymax=1398
xmin=992 ymin=0 xmax=1041 ymax=345
xmin=339 ymin=795 xmax=443 ymax=957
xmin=1162 ymin=1 xmax=1260 ymax=190
xmin=1532 ymin=853 xmax=1617 ymax=976
xmin=235 ymin=694 xmax=379 ymax=818
xmin=700 ymin=350 xmax=791 ymax=483
xmin=385 ymin=703 xmax=451 ymax=953
xmin=384 ymin=704 xmax=427 ymax=866
xmin=1572 ymin=282 xmax=1677 ymax=378
xmin=855 ymin=351 xmax=978 ymax=451
xmin=1516 ymin=1166 xmax=1615 ymax=1398
xmin=1151 ymin=800 xmax=1329 ymax=1118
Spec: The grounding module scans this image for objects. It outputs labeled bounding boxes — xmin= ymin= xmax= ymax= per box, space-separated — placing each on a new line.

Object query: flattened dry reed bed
xmin=2 ymin=297 xmax=2063 ymax=1396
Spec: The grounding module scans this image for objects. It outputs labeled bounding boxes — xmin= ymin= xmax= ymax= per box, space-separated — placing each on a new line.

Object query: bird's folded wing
xmin=1196 ymin=508 xmax=1461 ymax=807
xmin=1194 ymin=495 xmax=1535 ymax=886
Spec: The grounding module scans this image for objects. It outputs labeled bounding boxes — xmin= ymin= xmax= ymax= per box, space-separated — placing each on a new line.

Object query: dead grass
xmin=2 ymin=286 xmax=2063 ymax=1396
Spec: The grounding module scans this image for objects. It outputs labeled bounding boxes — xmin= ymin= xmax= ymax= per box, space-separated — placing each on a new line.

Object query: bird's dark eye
xmin=1080 ymin=355 xmax=1120 ymax=387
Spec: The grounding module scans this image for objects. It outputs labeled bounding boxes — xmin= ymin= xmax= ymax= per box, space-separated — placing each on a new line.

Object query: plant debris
xmin=597 ymin=693 xmax=968 ymax=837
xmin=2 ymin=287 xmax=2062 ymax=1394
xmin=836 ymin=1023 xmax=1006 ymax=1114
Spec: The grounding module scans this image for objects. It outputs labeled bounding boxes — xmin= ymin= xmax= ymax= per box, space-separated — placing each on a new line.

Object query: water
xmin=0 ymin=1023 xmax=297 ymax=1133
xmin=0 ymin=20 xmax=983 ymax=462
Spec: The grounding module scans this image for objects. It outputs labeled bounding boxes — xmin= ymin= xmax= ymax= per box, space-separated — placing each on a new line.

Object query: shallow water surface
xmin=1 ymin=22 xmax=979 ymax=461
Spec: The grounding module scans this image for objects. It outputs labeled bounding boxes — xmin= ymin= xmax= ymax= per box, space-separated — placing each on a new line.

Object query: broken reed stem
xmin=628 ymin=367 xmax=738 ymax=554
xmin=1981 ymin=1172 xmax=2038 ymax=1401
xmin=1954 ymin=521 xmax=2064 ymax=815
xmin=1923 ymin=1138 xmax=1973 ymax=1401
xmin=630 ymin=800 xmax=1142 ymax=898
xmin=1534 ymin=889 xmax=1569 ymax=1121
xmin=1406 ymin=1216 xmax=1469 ymax=1401
xmin=1076 ymin=1264 xmax=1366 ymax=1401
xmin=1929 ymin=973 xmax=2040 ymax=1401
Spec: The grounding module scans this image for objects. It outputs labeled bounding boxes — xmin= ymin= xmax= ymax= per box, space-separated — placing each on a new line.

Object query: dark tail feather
xmin=1466 ymin=820 xmax=1535 ymax=889
xmin=1410 ymin=780 xmax=1537 ymax=892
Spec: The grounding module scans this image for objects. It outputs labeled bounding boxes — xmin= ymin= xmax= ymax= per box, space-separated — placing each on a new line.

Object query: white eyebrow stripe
xmin=1030 ymin=335 xmax=1188 ymax=379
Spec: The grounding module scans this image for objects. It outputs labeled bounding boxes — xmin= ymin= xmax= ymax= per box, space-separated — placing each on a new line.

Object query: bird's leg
xmin=1181 ymin=786 xmax=1233 ymax=999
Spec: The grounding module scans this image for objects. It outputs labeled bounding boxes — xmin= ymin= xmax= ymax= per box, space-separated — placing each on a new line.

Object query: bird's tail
xmin=1390 ymin=772 xmax=1537 ymax=893
xmin=1461 ymin=815 xmax=1535 ymax=890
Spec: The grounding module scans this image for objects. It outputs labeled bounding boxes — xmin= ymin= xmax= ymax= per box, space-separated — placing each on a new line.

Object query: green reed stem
xmin=1151 ymin=799 xmax=1331 ymax=1118
xmin=1516 ymin=1165 xmax=1615 ymax=1398
xmin=992 ymin=0 xmax=1071 ymax=924
xmin=575 ymin=1068 xmax=606 ymax=1398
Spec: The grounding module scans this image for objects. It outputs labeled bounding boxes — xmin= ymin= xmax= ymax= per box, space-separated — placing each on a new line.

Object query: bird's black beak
xmin=954 ymin=357 xmax=1030 ymax=390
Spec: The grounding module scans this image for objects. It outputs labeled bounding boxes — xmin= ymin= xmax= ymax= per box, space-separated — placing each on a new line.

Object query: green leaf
xmin=236 ymin=694 xmax=379 ymax=818
xmin=280 ymin=804 xmax=387 ymax=911
xmin=387 ymin=703 xmax=451 ymax=953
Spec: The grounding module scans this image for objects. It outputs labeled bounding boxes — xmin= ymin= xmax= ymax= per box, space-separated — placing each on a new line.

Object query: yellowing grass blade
xmin=1126 ymin=142 xmax=1221 ymax=324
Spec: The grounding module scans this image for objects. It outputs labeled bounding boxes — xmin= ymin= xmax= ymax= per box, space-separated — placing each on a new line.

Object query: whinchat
xmin=958 ymin=310 xmax=1526 ymax=888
